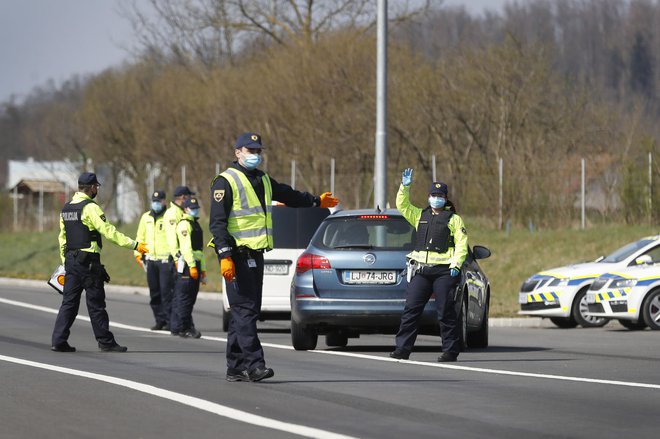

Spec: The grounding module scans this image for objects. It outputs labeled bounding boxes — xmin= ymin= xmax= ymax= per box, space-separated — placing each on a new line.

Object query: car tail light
xmin=296 ymin=252 xmax=331 ymax=274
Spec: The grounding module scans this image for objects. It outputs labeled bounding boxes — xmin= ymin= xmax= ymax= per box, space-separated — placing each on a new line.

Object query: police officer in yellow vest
xmin=134 ymin=190 xmax=173 ymax=330
xmin=390 ymin=168 xmax=468 ymax=362
xmin=210 ymin=132 xmax=338 ymax=382
xmin=163 ymin=185 xmax=193 ymax=332
xmin=52 ymin=172 xmax=148 ymax=353
xmin=171 ymin=197 xmax=206 ymax=338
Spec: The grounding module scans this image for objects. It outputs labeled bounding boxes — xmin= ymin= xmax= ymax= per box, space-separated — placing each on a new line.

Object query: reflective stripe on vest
xmin=220 ymin=168 xmax=274 ymax=250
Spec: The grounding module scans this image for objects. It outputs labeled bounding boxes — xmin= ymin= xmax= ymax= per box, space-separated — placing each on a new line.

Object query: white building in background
xmin=6 ymin=158 xmax=141 ymax=231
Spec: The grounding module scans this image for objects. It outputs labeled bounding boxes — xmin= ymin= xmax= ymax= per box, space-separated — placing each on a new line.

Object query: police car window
xmin=601 ymin=239 xmax=655 ymax=263
xmin=642 ymin=246 xmax=660 ymax=263
xmin=318 ymin=218 xmax=415 ymax=250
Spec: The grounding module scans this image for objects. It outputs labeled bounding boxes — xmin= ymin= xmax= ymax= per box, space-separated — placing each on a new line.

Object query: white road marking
xmin=0 ymin=354 xmax=357 ymax=439
xmin=2 ymin=296 xmax=660 ymax=391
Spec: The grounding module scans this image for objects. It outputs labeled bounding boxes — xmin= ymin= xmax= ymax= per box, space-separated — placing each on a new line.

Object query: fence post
xmin=39 ymin=183 xmax=44 ymax=232
xmin=581 ymin=158 xmax=586 ymax=230
xmin=13 ymin=186 xmax=18 ymax=231
xmin=432 ymin=155 xmax=437 ymax=181
xmin=649 ymin=151 xmax=653 ymax=223
xmin=498 ymin=157 xmax=503 ymax=230
xmin=330 ymin=158 xmax=335 ymax=195
xmin=291 ymin=160 xmax=296 ymax=189
xmin=181 ymin=165 xmax=186 ymax=186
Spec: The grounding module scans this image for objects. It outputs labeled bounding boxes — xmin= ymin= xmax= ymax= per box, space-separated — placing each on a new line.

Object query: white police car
xmin=585 ymin=261 xmax=660 ymax=330
xmin=221 ymin=205 xmax=330 ymax=331
xmin=518 ymin=235 xmax=660 ymax=328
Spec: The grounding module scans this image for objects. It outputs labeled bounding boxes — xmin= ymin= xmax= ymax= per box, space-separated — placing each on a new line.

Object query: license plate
xmin=518 ymin=293 xmax=528 ymax=304
xmin=343 ymin=270 xmax=396 ymax=285
xmin=264 ymin=264 xmax=289 ymax=275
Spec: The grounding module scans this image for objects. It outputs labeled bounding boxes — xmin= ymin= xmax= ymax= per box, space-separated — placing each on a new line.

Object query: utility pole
xmin=374 ymin=0 xmax=388 ymax=210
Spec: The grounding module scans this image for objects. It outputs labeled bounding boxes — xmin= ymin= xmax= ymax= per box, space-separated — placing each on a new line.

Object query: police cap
xmin=151 ymin=190 xmax=166 ymax=201
xmin=235 ymin=132 xmax=263 ymax=149
xmin=428 ymin=182 xmax=448 ymax=196
xmin=183 ymin=197 xmax=200 ymax=209
xmin=173 ymin=186 xmax=194 ymax=197
xmin=78 ymin=172 xmax=100 ymax=186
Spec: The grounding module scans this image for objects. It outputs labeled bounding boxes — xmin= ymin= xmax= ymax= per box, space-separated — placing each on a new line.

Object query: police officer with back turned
xmin=52 ymin=172 xmax=148 ymax=352
xmin=210 ymin=132 xmax=339 ymax=382
xmin=390 ymin=168 xmax=468 ymax=362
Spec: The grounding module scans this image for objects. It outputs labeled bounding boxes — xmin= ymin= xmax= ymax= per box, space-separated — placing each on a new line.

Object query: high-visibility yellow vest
xmin=219 ymin=168 xmax=274 ymax=250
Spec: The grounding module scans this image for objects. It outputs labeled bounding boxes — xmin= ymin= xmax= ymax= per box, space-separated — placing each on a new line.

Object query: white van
xmin=221 ymin=205 xmax=330 ymax=331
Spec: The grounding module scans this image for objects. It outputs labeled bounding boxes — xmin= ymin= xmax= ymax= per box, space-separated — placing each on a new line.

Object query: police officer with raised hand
xmin=210 ymin=132 xmax=339 ymax=382
xmin=163 ymin=185 xmax=193 ymax=333
xmin=52 ymin=172 xmax=148 ymax=353
xmin=390 ymin=168 xmax=468 ymax=362
xmin=135 ymin=190 xmax=173 ymax=330
xmin=170 ymin=197 xmax=206 ymax=339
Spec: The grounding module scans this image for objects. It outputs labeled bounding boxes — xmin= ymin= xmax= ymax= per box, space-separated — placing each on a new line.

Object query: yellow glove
xmin=221 ymin=257 xmax=236 ymax=282
xmin=136 ymin=242 xmax=149 ymax=254
xmin=135 ymin=255 xmax=143 ymax=268
xmin=319 ymin=192 xmax=339 ymax=208
xmin=190 ymin=266 xmax=199 ymax=280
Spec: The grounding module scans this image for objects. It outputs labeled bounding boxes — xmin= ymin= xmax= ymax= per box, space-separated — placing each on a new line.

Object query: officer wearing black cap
xmin=52 ymin=172 xmax=149 ymax=352
xmin=209 ymin=132 xmax=339 ymax=382
xmin=134 ymin=190 xmax=173 ymax=330
xmin=170 ymin=196 xmax=206 ymax=338
xmin=390 ymin=168 xmax=468 ymax=362
xmin=163 ymin=185 xmax=194 ymax=331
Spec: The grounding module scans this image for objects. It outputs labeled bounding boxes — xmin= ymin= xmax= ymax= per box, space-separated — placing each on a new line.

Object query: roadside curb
xmin=1 ymin=277 xmax=556 ymax=327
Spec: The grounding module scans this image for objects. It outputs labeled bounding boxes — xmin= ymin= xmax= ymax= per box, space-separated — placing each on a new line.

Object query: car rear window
xmin=271 ymin=205 xmax=330 ymax=249
xmin=314 ymin=216 xmax=415 ymax=250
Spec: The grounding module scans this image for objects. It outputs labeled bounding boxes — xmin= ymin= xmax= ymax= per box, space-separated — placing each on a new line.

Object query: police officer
xmin=170 ymin=197 xmax=206 ymax=338
xmin=52 ymin=172 xmax=148 ymax=352
xmin=134 ymin=190 xmax=173 ymax=330
xmin=390 ymin=168 xmax=468 ymax=362
xmin=210 ymin=132 xmax=338 ymax=382
xmin=163 ymin=185 xmax=193 ymax=333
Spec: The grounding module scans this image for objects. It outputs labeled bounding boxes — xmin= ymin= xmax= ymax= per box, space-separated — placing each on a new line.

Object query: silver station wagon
xmin=290 ymin=209 xmax=491 ymax=351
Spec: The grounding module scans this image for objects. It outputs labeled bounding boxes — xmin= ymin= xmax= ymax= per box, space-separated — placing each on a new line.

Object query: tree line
xmin=0 ymin=0 xmax=657 ymax=230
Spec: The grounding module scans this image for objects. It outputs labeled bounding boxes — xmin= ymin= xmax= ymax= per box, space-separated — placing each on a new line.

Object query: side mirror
xmin=634 ymin=255 xmax=653 ymax=265
xmin=472 ymin=245 xmax=491 ymax=260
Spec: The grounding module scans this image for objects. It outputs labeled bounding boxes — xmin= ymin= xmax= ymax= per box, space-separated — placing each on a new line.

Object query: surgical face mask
xmin=241 ymin=152 xmax=262 ymax=170
xmin=151 ymin=201 xmax=164 ymax=213
xmin=188 ymin=208 xmax=200 ymax=218
xmin=428 ymin=196 xmax=446 ymax=209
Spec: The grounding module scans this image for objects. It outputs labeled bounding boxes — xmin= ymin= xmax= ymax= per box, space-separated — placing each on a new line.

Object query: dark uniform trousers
xmin=395 ymin=265 xmax=461 ymax=355
xmin=52 ymin=251 xmax=117 ymax=348
xmin=146 ymin=259 xmax=174 ymax=325
xmin=171 ymin=265 xmax=200 ymax=333
xmin=225 ymin=250 xmax=265 ymax=373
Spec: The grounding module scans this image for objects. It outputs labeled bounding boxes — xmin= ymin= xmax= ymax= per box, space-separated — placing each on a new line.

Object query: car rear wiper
xmin=333 ymin=244 xmax=374 ymax=249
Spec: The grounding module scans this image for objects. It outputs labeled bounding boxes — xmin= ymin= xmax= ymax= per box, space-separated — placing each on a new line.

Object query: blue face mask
xmin=241 ymin=152 xmax=262 ymax=170
xmin=428 ymin=196 xmax=446 ymax=209
xmin=188 ymin=208 xmax=200 ymax=218
xmin=151 ymin=201 xmax=164 ymax=213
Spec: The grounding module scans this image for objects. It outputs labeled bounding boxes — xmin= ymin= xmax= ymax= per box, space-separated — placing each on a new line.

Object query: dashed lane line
xmin=2 ymin=296 xmax=660 ymax=391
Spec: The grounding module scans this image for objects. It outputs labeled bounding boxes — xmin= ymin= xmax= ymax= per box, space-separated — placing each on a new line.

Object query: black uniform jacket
xmin=209 ymin=161 xmax=320 ymax=259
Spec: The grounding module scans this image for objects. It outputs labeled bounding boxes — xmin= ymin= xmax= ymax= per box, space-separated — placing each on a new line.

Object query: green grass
xmin=0 ymin=221 xmax=657 ymax=316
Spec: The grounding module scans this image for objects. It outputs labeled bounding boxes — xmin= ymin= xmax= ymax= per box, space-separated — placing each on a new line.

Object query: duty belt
xmin=233 ymin=246 xmax=264 ymax=256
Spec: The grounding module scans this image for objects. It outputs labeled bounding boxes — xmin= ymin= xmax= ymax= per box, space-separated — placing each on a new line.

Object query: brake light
xmin=296 ymin=252 xmax=331 ymax=274
xmin=358 ymin=215 xmax=389 ymax=219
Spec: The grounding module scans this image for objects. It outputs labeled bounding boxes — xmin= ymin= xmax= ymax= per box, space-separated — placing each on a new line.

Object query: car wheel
xmin=325 ymin=333 xmax=348 ymax=347
xmin=572 ymin=288 xmax=609 ymax=328
xmin=617 ymin=319 xmax=647 ymax=330
xmin=222 ymin=308 xmax=231 ymax=332
xmin=467 ymin=296 xmax=488 ymax=348
xmin=291 ymin=319 xmax=318 ymax=350
xmin=456 ymin=293 xmax=468 ymax=352
xmin=641 ymin=288 xmax=660 ymax=330
xmin=549 ymin=317 xmax=578 ymax=328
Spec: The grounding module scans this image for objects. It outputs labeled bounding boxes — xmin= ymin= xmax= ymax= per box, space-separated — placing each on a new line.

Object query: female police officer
xmin=390 ymin=168 xmax=468 ymax=362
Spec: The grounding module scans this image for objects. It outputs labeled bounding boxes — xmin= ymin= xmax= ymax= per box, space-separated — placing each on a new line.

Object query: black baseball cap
xmin=151 ymin=190 xmax=166 ymax=201
xmin=235 ymin=132 xmax=263 ymax=149
xmin=173 ymin=186 xmax=194 ymax=197
xmin=78 ymin=172 xmax=100 ymax=186
xmin=428 ymin=182 xmax=448 ymax=196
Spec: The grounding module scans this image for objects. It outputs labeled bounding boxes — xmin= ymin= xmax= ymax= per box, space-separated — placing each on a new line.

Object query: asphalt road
xmin=1 ymin=282 xmax=659 ymax=439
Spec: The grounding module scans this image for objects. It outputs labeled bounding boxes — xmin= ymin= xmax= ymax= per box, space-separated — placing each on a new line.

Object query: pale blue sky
xmin=0 ymin=0 xmax=511 ymax=103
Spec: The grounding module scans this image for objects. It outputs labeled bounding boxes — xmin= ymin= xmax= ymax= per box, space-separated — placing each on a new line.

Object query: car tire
xmin=572 ymin=288 xmax=609 ymax=328
xmin=325 ymin=333 xmax=348 ymax=347
xmin=549 ymin=317 xmax=578 ymax=328
xmin=222 ymin=308 xmax=231 ymax=332
xmin=467 ymin=295 xmax=488 ymax=348
xmin=617 ymin=319 xmax=647 ymax=330
xmin=641 ymin=288 xmax=660 ymax=330
xmin=456 ymin=293 xmax=468 ymax=352
xmin=291 ymin=319 xmax=318 ymax=350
